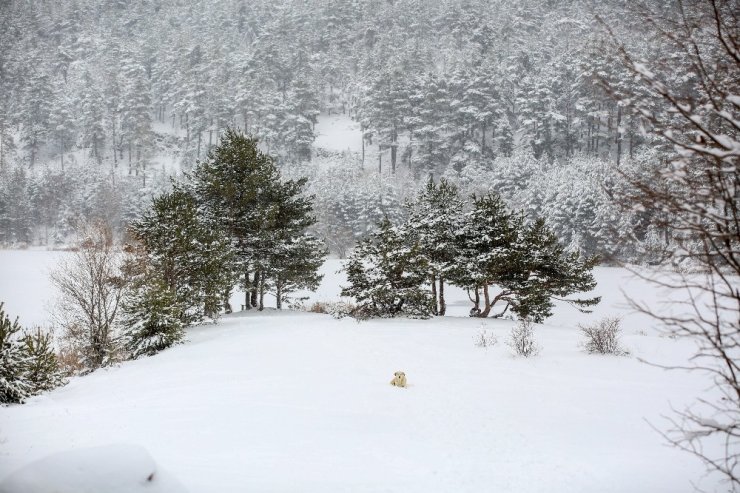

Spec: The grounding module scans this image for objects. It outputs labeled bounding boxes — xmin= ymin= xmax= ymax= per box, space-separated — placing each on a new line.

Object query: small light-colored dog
xmin=390 ymin=371 xmax=407 ymax=388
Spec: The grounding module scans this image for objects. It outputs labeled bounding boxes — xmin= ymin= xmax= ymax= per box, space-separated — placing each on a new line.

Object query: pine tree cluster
xmin=0 ymin=303 xmax=65 ymax=405
xmin=121 ymin=130 xmax=326 ymax=356
xmin=342 ymin=179 xmax=600 ymax=322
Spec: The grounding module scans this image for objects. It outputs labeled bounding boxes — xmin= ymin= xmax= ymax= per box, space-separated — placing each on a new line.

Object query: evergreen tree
xmin=130 ymin=187 xmax=235 ymax=325
xmin=21 ymin=328 xmax=66 ymax=394
xmin=341 ymin=218 xmax=434 ymax=319
xmin=268 ymin=234 xmax=326 ymax=309
xmin=121 ymin=242 xmax=184 ymax=358
xmin=403 ymin=177 xmax=463 ymax=316
xmin=120 ymin=55 xmax=152 ymax=177
xmin=78 ymin=70 xmax=106 ymax=163
xmin=497 ymin=118 xmax=514 ymax=157
xmin=506 ymin=219 xmax=600 ymax=322
xmin=0 ymin=303 xmax=66 ymax=404
xmin=191 ymin=129 xmax=280 ymax=310
xmin=449 ymin=193 xmax=600 ymax=322
xmin=191 ymin=129 xmax=324 ymax=311
xmin=449 ymin=193 xmax=522 ymax=318
xmin=262 ymin=174 xmax=327 ymax=309
xmin=0 ymin=167 xmax=33 ymax=245
xmin=0 ymin=302 xmax=31 ymax=404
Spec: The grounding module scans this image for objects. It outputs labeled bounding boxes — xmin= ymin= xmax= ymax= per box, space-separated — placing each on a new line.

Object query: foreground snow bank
xmin=0 ymin=251 xmax=726 ymax=491
xmin=0 ymin=311 xmax=719 ymax=492
xmin=0 ymin=444 xmax=187 ymax=493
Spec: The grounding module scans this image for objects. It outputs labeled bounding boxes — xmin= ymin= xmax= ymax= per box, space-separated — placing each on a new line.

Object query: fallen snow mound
xmin=0 ymin=444 xmax=188 ymax=493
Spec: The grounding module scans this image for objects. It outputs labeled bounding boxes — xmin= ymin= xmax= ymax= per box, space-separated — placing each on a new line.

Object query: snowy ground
xmin=0 ymin=251 xmax=724 ymax=492
xmin=313 ymin=114 xmax=363 ymax=154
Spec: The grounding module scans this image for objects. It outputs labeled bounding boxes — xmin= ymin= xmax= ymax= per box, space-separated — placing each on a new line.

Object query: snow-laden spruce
xmin=342 ymin=180 xmax=599 ymax=322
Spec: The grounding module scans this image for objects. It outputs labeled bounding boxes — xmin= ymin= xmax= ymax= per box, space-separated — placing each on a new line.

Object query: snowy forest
xmin=0 ymin=0 xmax=738 ymax=491
xmin=0 ymin=0 xmax=698 ymax=261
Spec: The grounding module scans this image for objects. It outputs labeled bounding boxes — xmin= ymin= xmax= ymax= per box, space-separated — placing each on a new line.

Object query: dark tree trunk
xmin=439 ymin=277 xmax=446 ymax=316
xmin=468 ymin=286 xmax=481 ymax=316
xmin=478 ymin=284 xmax=491 ymax=318
xmin=595 ymin=103 xmax=601 ymax=154
xmin=244 ymin=271 xmax=252 ymax=310
xmin=481 ymin=122 xmax=488 ymax=154
xmin=391 ymin=124 xmax=397 ymax=174
xmin=258 ymin=272 xmax=265 ymax=311
xmin=251 ymin=271 xmax=259 ymax=307
xmin=430 ymin=274 xmax=438 ymax=316
xmin=615 ymin=105 xmax=622 ymax=167
xmin=223 ymin=288 xmax=232 ymax=314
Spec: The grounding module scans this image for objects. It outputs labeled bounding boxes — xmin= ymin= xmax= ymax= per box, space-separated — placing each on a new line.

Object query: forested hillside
xmin=0 ymin=0 xmax=711 ymax=260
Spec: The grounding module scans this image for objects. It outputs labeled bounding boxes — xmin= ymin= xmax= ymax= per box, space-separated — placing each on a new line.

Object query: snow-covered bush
xmin=579 ymin=317 xmax=628 ymax=355
xmin=306 ymin=301 xmax=356 ymax=319
xmin=474 ymin=329 xmax=498 ymax=349
xmin=506 ymin=320 xmax=540 ymax=358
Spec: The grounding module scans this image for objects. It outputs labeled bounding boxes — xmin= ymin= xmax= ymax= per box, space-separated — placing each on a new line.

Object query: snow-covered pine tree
xmin=449 ymin=193 xmax=599 ymax=322
xmin=191 ymin=129 xmax=324 ymax=311
xmin=191 ymin=129 xmax=281 ymax=310
xmin=130 ymin=187 xmax=235 ymax=325
xmin=403 ymin=177 xmax=464 ymax=316
xmin=448 ymin=192 xmax=521 ymax=318
xmin=506 ymin=218 xmax=600 ymax=322
xmin=0 ymin=302 xmax=31 ymax=404
xmin=78 ymin=70 xmax=106 ymax=164
xmin=342 ymin=218 xmax=434 ymax=319
xmin=268 ymin=233 xmax=326 ymax=309
xmin=121 ymin=242 xmax=184 ymax=359
xmin=20 ymin=328 xmax=66 ymax=395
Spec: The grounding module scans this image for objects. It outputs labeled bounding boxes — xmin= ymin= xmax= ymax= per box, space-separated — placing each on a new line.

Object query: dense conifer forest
xmin=0 ymin=0 xmax=706 ymax=261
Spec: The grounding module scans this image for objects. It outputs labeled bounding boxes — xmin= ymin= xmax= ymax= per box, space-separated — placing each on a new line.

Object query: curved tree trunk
xmin=478 ymin=284 xmax=491 ymax=318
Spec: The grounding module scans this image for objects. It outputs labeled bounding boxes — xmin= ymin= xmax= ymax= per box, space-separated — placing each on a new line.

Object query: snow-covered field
xmin=313 ymin=114 xmax=363 ymax=154
xmin=0 ymin=251 xmax=721 ymax=492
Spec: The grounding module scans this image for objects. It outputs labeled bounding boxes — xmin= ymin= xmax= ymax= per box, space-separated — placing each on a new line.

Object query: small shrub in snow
xmin=474 ymin=330 xmax=498 ymax=348
xmin=56 ymin=347 xmax=85 ymax=376
xmin=327 ymin=301 xmax=358 ymax=319
xmin=307 ymin=301 xmax=329 ymax=313
xmin=579 ymin=317 xmax=628 ymax=355
xmin=304 ymin=301 xmax=356 ymax=319
xmin=506 ymin=320 xmax=540 ymax=357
